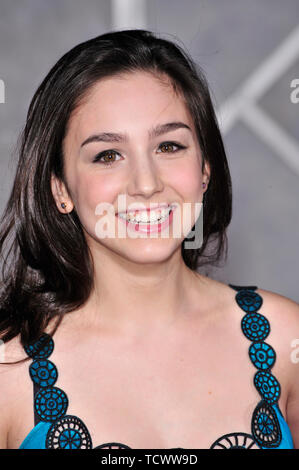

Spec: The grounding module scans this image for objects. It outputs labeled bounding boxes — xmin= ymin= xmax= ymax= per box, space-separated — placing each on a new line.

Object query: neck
xmin=70 ymin=245 xmax=204 ymax=336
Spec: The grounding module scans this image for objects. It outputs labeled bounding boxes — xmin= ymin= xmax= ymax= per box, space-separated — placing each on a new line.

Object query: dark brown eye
xmin=93 ymin=150 xmax=121 ymax=165
xmin=101 ymin=151 xmax=117 ymax=163
xmin=159 ymin=143 xmax=177 ymax=153
xmin=158 ymin=142 xmax=186 ymax=154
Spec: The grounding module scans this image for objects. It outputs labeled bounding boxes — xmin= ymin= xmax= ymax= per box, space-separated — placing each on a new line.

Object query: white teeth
xmin=118 ymin=207 xmax=171 ymax=224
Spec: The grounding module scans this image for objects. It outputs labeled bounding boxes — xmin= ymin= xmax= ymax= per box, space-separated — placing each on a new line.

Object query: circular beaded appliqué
xmin=46 ymin=415 xmax=92 ymax=449
xmin=236 ymin=290 xmax=263 ymax=313
xmin=249 ymin=342 xmax=276 ymax=370
xmin=241 ymin=312 xmax=270 ymax=342
xmin=94 ymin=443 xmax=132 ymax=449
xmin=210 ymin=432 xmax=259 ymax=449
xmin=254 ymin=371 xmax=281 ymax=404
xmin=35 ymin=387 xmax=68 ymax=422
xmin=29 ymin=360 xmax=58 ymax=388
xmin=233 ymin=286 xmax=285 ymax=449
xmin=251 ymin=401 xmax=282 ymax=448
xmin=24 ymin=333 xmax=54 ymax=359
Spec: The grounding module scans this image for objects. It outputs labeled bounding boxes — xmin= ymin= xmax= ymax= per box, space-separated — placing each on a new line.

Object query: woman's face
xmin=52 ymin=70 xmax=210 ymax=264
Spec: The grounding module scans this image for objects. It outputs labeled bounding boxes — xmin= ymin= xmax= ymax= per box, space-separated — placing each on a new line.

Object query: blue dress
xmin=19 ymin=284 xmax=294 ymax=449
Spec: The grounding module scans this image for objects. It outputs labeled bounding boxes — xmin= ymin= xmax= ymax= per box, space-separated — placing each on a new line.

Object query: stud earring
xmin=61 ymin=202 xmax=67 ymax=209
xmin=202 ymin=182 xmax=206 ymax=188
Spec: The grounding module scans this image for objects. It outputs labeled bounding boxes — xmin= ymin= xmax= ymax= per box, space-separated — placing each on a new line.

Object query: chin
xmin=111 ymin=240 xmax=180 ymax=264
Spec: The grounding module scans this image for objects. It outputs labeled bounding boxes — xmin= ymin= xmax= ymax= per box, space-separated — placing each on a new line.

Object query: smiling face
xmin=51 ymin=70 xmax=210 ymax=264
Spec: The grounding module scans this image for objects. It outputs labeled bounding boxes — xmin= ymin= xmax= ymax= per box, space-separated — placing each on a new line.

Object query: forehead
xmin=66 ymin=71 xmax=195 ymax=141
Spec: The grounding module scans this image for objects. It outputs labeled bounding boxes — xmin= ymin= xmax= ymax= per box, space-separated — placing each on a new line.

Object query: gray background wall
xmin=0 ymin=0 xmax=298 ymax=301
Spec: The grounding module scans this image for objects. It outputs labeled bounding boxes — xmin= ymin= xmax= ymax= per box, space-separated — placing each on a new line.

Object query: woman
xmin=0 ymin=29 xmax=298 ymax=450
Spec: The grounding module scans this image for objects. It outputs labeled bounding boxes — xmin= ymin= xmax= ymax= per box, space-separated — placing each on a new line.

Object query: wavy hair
xmin=0 ymin=29 xmax=232 ymax=353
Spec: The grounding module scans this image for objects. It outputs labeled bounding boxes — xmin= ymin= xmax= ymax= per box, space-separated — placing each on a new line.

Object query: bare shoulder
xmin=199 ymin=276 xmax=299 ymax=360
xmin=195 ymin=274 xmax=299 ymax=324
xmin=257 ymin=286 xmax=299 ymax=316
xmin=255 ymin=287 xmax=299 ymax=345
xmin=208 ymin=278 xmax=299 ymax=333
xmin=254 ymin=288 xmax=299 ymax=447
xmin=0 ymin=334 xmax=29 ymax=449
xmin=226 ymin=285 xmax=299 ymax=364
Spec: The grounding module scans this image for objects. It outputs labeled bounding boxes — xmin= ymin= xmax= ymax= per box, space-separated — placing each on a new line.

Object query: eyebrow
xmin=80 ymin=121 xmax=192 ymax=148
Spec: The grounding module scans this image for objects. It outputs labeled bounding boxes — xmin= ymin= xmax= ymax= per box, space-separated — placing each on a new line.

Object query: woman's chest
xmin=38 ymin=334 xmax=278 ymax=449
xmin=11 ymin=306 xmax=290 ymax=449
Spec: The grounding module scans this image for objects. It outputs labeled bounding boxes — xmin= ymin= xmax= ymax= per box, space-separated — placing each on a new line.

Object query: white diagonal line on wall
xmin=241 ymin=103 xmax=299 ymax=176
xmin=216 ymin=24 xmax=299 ymax=177
xmin=218 ymin=24 xmax=299 ymax=135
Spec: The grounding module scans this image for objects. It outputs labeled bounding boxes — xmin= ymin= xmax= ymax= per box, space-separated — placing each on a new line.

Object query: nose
xmin=126 ymin=153 xmax=164 ymax=199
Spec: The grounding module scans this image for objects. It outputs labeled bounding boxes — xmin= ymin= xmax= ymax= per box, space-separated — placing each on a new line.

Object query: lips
xmin=116 ymin=203 xmax=172 ymax=216
xmin=117 ymin=204 xmax=176 ymax=234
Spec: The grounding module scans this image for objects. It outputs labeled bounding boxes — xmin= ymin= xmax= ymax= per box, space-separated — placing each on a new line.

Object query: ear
xmin=51 ymin=174 xmax=74 ymax=213
xmin=202 ymin=160 xmax=211 ymax=194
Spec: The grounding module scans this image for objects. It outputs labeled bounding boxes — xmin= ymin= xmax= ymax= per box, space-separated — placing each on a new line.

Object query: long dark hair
xmin=0 ymin=29 xmax=232 ymax=352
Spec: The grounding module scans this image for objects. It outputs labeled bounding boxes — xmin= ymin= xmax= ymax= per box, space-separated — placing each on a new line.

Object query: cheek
xmin=73 ymin=173 xmax=120 ymax=213
xmin=168 ymin=160 xmax=202 ymax=200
